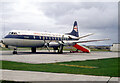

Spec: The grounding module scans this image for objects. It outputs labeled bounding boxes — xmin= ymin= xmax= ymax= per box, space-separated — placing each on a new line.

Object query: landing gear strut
xmin=31 ymin=47 xmax=36 ymax=53
xmin=13 ymin=48 xmax=17 ymax=54
xmin=53 ymin=47 xmax=58 ymax=52
xmin=58 ymin=44 xmax=63 ymax=54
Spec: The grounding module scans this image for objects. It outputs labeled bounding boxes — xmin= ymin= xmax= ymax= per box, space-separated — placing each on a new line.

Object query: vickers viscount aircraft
xmin=1 ymin=21 xmax=109 ymax=54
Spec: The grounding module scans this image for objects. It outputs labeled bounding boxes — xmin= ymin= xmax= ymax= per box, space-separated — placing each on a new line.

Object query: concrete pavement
xmin=0 ymin=51 xmax=119 ymax=64
xmin=1 ymin=69 xmax=119 ymax=81
xmin=0 ymin=51 xmax=119 ymax=81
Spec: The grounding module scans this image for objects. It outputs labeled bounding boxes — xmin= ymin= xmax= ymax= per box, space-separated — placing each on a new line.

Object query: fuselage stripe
xmin=4 ymin=35 xmax=75 ymax=41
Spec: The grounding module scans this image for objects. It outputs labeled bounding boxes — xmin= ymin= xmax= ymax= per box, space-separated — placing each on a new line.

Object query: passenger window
xmin=65 ymin=38 xmax=67 ymax=40
xmin=59 ymin=38 xmax=61 ymax=40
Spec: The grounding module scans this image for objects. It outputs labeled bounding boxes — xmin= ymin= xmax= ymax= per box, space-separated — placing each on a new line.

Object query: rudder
xmin=66 ymin=21 xmax=79 ymax=37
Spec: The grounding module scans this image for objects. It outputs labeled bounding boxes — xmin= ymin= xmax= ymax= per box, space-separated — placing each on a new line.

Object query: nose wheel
xmin=13 ymin=48 xmax=17 ymax=54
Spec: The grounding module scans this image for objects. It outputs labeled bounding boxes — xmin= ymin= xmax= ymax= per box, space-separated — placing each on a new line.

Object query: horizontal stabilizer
xmin=68 ymin=33 xmax=94 ymax=39
xmin=78 ymin=33 xmax=94 ymax=39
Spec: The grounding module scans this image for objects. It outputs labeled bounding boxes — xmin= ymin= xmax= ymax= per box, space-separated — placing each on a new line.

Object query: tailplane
xmin=66 ymin=21 xmax=79 ymax=37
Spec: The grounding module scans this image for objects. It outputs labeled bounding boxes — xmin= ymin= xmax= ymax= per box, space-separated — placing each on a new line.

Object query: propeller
xmin=57 ymin=35 xmax=65 ymax=53
xmin=42 ymin=38 xmax=51 ymax=52
xmin=42 ymin=35 xmax=65 ymax=53
xmin=61 ymin=35 xmax=64 ymax=44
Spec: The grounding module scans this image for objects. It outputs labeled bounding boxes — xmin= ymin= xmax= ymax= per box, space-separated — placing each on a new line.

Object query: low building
xmin=110 ymin=43 xmax=120 ymax=52
xmin=0 ymin=43 xmax=2 ymax=47
xmin=87 ymin=45 xmax=110 ymax=50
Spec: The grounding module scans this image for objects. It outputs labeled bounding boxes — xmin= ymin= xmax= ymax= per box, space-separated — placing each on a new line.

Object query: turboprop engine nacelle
xmin=49 ymin=42 xmax=60 ymax=47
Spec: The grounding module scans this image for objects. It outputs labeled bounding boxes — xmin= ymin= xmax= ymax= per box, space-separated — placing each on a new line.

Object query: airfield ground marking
xmin=53 ymin=63 xmax=98 ymax=68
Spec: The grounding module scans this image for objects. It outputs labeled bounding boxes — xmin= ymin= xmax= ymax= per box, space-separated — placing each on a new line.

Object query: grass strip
xmin=1 ymin=58 xmax=119 ymax=77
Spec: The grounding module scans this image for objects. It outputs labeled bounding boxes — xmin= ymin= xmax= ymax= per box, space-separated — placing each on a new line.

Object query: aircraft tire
xmin=13 ymin=51 xmax=17 ymax=54
xmin=58 ymin=45 xmax=63 ymax=54
xmin=31 ymin=47 xmax=36 ymax=53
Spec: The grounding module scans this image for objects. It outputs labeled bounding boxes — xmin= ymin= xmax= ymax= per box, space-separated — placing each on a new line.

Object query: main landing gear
xmin=13 ymin=48 xmax=17 ymax=54
xmin=53 ymin=45 xmax=63 ymax=54
xmin=31 ymin=47 xmax=36 ymax=53
xmin=53 ymin=47 xmax=58 ymax=52
xmin=58 ymin=44 xmax=63 ymax=54
xmin=12 ymin=47 xmax=36 ymax=54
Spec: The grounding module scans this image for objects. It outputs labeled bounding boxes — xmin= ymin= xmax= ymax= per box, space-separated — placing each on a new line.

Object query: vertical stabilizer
xmin=66 ymin=21 xmax=79 ymax=37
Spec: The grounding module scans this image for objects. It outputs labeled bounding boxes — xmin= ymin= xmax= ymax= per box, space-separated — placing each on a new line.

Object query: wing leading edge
xmin=64 ymin=38 xmax=110 ymax=45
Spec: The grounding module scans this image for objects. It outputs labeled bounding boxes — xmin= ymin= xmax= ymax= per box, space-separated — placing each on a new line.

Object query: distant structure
xmin=110 ymin=43 xmax=120 ymax=52
xmin=87 ymin=45 xmax=110 ymax=50
xmin=0 ymin=43 xmax=2 ymax=47
xmin=0 ymin=43 xmax=5 ymax=48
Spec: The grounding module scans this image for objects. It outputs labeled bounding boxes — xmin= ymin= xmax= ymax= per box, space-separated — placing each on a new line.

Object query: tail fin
xmin=66 ymin=21 xmax=79 ymax=37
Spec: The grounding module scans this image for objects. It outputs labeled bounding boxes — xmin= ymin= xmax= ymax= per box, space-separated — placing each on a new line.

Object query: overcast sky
xmin=0 ymin=0 xmax=118 ymax=45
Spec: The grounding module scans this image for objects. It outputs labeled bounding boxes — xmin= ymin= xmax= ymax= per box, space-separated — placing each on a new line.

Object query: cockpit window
xmin=9 ymin=32 xmax=11 ymax=34
xmin=9 ymin=32 xmax=17 ymax=35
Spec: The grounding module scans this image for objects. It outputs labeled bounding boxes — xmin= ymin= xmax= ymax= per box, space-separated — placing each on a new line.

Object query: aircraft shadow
xmin=1 ymin=51 xmax=70 ymax=55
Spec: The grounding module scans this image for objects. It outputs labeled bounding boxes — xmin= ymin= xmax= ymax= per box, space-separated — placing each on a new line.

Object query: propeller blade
xmin=43 ymin=39 xmax=46 ymax=43
xmin=46 ymin=45 xmax=50 ymax=52
xmin=42 ymin=38 xmax=51 ymax=52
xmin=48 ymin=40 xmax=52 ymax=43
xmin=61 ymin=35 xmax=64 ymax=43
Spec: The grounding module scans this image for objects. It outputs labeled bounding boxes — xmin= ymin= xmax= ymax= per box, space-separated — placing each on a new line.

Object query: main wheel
xmin=31 ymin=47 xmax=36 ymax=53
xmin=13 ymin=51 xmax=17 ymax=54
xmin=58 ymin=44 xmax=63 ymax=54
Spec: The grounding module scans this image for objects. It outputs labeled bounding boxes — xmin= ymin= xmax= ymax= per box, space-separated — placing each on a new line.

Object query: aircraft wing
xmin=72 ymin=38 xmax=110 ymax=43
xmin=64 ymin=38 xmax=110 ymax=46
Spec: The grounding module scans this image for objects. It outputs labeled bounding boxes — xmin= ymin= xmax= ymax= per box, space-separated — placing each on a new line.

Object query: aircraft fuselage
xmin=2 ymin=30 xmax=76 ymax=47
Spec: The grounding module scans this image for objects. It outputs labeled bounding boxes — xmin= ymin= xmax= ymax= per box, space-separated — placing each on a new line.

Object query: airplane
xmin=0 ymin=21 xmax=110 ymax=54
